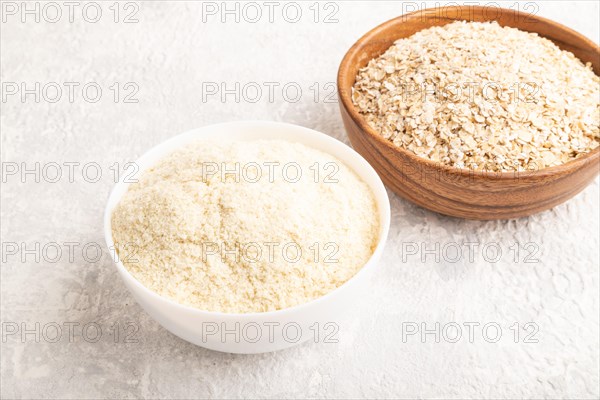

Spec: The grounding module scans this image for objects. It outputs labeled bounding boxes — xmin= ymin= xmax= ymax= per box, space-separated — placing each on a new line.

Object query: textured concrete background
xmin=1 ymin=1 xmax=599 ymax=399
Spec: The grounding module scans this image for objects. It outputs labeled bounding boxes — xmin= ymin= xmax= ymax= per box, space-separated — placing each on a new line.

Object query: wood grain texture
xmin=337 ymin=6 xmax=600 ymax=220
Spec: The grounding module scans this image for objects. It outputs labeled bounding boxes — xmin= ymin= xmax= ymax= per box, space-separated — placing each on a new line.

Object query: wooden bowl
xmin=337 ymin=6 xmax=600 ymax=220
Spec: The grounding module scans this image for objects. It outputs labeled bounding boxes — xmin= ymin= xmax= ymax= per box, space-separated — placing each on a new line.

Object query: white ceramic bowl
xmin=104 ymin=121 xmax=390 ymax=353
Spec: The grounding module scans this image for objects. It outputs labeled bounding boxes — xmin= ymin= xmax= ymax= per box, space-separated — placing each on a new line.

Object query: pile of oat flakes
xmin=352 ymin=21 xmax=600 ymax=171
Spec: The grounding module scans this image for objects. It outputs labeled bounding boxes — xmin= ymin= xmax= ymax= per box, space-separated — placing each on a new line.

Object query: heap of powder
xmin=111 ymin=140 xmax=379 ymax=313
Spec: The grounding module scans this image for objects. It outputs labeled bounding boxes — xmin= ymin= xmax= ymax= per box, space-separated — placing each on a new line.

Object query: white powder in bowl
xmin=111 ymin=139 xmax=380 ymax=313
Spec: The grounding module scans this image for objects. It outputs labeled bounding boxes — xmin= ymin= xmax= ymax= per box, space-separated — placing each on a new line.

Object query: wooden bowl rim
xmin=337 ymin=5 xmax=600 ymax=180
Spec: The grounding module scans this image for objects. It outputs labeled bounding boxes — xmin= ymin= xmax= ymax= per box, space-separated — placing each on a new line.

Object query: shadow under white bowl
xmin=103 ymin=121 xmax=391 ymax=354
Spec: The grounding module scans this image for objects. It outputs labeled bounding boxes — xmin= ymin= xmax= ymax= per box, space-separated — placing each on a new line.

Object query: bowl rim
xmin=337 ymin=5 xmax=600 ymax=181
xmin=103 ymin=120 xmax=391 ymax=318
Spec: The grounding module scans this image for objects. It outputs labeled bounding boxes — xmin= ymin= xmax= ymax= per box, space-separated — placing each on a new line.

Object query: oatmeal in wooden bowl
xmin=337 ymin=6 xmax=600 ymax=220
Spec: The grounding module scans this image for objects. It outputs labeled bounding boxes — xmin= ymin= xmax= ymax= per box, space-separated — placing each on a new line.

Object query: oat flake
xmin=352 ymin=21 xmax=600 ymax=172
